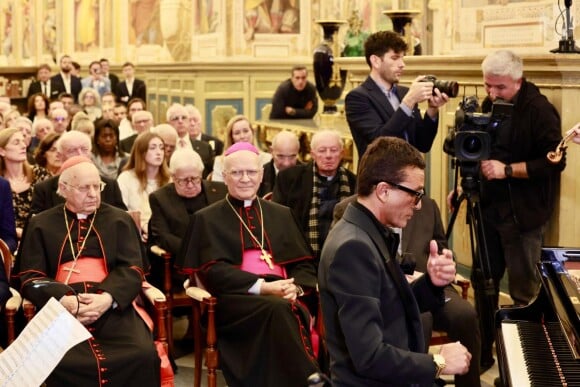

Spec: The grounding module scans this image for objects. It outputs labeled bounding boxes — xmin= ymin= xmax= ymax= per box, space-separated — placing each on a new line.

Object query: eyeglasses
xmin=384 ymin=180 xmax=425 ymax=205
xmin=53 ymin=117 xmax=67 ymax=122
xmin=226 ymin=169 xmax=260 ymax=179
xmin=63 ymin=181 xmax=106 ymax=193
xmin=170 ymin=115 xmax=188 ymax=121
xmin=174 ymin=176 xmax=202 ymax=187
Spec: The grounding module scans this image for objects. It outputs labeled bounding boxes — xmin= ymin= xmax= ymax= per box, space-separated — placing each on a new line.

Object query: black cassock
xmin=18 ymin=203 xmax=160 ymax=387
xmin=178 ymin=197 xmax=319 ymax=387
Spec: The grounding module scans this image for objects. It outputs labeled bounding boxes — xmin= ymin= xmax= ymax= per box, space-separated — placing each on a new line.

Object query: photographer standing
xmin=460 ymin=50 xmax=565 ymax=372
xmin=345 ymin=30 xmax=450 ymax=159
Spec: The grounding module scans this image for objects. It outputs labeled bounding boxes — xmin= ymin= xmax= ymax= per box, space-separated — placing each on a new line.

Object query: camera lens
xmin=434 ymin=80 xmax=459 ymax=98
xmin=464 ymin=135 xmax=482 ymax=154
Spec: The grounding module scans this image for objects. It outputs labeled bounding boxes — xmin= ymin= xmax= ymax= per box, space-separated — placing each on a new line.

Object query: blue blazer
xmin=0 ymin=177 xmax=17 ymax=252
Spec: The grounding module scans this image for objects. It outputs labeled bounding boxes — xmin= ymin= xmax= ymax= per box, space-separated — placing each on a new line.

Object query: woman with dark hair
xmin=92 ymin=119 xmax=126 ymax=179
xmin=33 ymin=132 xmax=62 ymax=177
xmin=26 ymin=92 xmax=50 ymax=122
xmin=117 ymin=132 xmax=171 ymax=239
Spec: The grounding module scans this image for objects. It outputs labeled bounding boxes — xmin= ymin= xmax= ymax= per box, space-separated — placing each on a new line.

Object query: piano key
xmin=501 ymin=322 xmax=531 ymax=387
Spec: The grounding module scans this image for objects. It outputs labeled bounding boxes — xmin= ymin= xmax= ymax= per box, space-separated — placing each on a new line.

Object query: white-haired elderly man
xmin=184 ymin=104 xmax=224 ymax=156
xmin=166 ymin=103 xmax=214 ymax=178
xmin=148 ymin=148 xmax=227 ymax=289
xmin=120 ymin=110 xmax=154 ymax=153
xmin=31 ymin=130 xmax=126 ymax=215
xmin=18 ymin=155 xmax=160 ymax=386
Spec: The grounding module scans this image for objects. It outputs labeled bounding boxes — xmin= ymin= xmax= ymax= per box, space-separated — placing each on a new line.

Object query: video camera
xmin=444 ymin=96 xmax=513 ymax=162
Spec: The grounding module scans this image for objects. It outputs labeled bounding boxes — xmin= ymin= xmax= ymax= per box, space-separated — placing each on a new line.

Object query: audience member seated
xmin=26 ymin=92 xmax=49 ymax=122
xmin=0 ymin=128 xmax=49 ymax=239
xmin=92 ymin=119 xmax=127 ymax=179
xmin=258 ymin=130 xmax=300 ymax=196
xmin=81 ymin=60 xmax=111 ymax=97
xmin=166 ymin=103 xmax=214 ymax=178
xmin=71 ymin=111 xmax=95 ymax=137
xmin=151 ymin=124 xmax=178 ymax=163
xmin=115 ymin=62 xmax=147 ymax=105
xmin=333 ymin=194 xmax=482 ymax=386
xmin=49 ymin=107 xmax=70 ymax=134
xmin=117 ymin=132 xmax=171 ymax=240
xmin=114 ymin=103 xmax=132 ymax=140
xmin=273 ymin=129 xmax=356 ymax=263
xmin=78 ymin=87 xmax=102 ymax=122
xmin=211 ymin=115 xmax=272 ymax=182
xmin=269 ymin=65 xmax=318 ymax=119
xmin=148 ymin=148 xmax=227 ymax=289
xmin=18 ymin=156 xmax=160 ymax=386
xmin=33 ymin=132 xmax=62 ymax=177
xmin=177 ymin=142 xmax=320 ymax=387
xmin=0 ymin=177 xmax=17 ymax=253
xmin=101 ymin=91 xmax=116 ymax=111
xmin=185 ymin=104 xmax=224 ymax=156
xmin=3 ymin=109 xmax=21 ymax=128
xmin=120 ymin=110 xmax=153 ymax=153
xmin=58 ymin=92 xmax=75 ymax=115
xmin=29 ymin=117 xmax=54 ymax=154
xmin=14 ymin=116 xmax=35 ymax=164
xmin=31 ymin=130 xmax=126 ymax=215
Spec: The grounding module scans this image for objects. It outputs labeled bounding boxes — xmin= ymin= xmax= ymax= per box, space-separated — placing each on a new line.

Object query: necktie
xmin=42 ymin=82 xmax=47 ymax=96
xmin=179 ymin=138 xmax=187 ymax=148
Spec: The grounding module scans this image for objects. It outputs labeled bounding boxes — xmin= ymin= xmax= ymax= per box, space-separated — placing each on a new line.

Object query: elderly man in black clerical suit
xmin=31 ymin=130 xmax=126 ymax=215
xmin=18 ymin=156 xmax=160 ymax=386
xmin=319 ymin=137 xmax=470 ymax=387
xmin=273 ymin=129 xmax=356 ymax=262
xmin=177 ymin=142 xmax=319 ymax=387
xmin=148 ymin=148 xmax=227 ymax=289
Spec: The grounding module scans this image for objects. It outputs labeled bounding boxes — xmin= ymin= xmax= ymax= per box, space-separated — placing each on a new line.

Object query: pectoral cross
xmin=260 ymin=250 xmax=274 ymax=270
xmin=63 ymin=262 xmax=80 ymax=285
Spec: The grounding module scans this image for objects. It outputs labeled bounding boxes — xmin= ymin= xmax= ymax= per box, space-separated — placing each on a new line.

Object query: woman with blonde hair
xmin=71 ymin=111 xmax=95 ymax=137
xmin=211 ymin=114 xmax=272 ymax=181
xmin=78 ymin=87 xmax=102 ymax=122
xmin=117 ymin=132 xmax=171 ymax=239
xmin=0 ymin=128 xmax=48 ymax=239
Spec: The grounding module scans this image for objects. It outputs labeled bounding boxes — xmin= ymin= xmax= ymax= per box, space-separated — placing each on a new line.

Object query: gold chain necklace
xmin=62 ymin=207 xmax=97 ymax=285
xmin=225 ymin=195 xmax=274 ymax=269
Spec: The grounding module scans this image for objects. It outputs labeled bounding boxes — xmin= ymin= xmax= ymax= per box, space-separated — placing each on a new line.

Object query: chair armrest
xmin=5 ymin=288 xmax=22 ymax=311
xmin=141 ymin=282 xmax=167 ymax=304
xmin=185 ymin=286 xmax=212 ymax=303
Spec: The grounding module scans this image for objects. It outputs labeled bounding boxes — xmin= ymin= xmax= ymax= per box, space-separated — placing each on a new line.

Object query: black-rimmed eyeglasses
xmin=384 ymin=180 xmax=425 ymax=205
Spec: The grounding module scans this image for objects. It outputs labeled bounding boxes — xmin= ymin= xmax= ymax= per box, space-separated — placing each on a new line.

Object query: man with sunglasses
xmin=319 ymin=136 xmax=471 ymax=387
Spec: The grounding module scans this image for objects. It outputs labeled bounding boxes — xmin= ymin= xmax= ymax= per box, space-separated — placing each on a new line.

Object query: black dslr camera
xmin=419 ymin=75 xmax=459 ymax=98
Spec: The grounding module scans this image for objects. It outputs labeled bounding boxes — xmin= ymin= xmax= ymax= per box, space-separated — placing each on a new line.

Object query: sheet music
xmin=0 ymin=297 xmax=92 ymax=387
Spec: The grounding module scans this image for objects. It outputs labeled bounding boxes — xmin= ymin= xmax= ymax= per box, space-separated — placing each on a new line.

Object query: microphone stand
xmin=551 ymin=0 xmax=580 ymax=53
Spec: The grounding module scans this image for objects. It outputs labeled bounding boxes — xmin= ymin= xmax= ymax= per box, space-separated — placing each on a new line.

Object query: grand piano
xmin=496 ymin=247 xmax=580 ymax=387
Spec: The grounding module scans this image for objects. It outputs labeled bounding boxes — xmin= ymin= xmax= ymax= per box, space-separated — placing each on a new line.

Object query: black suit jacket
xmin=345 ymin=76 xmax=439 ymax=158
xmin=200 ymin=133 xmax=224 ymax=156
xmin=31 ymin=175 xmax=126 ymax=215
xmin=258 ymin=159 xmax=277 ymax=197
xmin=148 ymin=181 xmax=227 ymax=255
xmin=319 ymin=203 xmax=443 ymax=386
xmin=120 ymin=134 xmax=137 ymax=154
xmin=107 ymin=73 xmax=120 ymax=93
xmin=273 ymin=161 xmax=356 ymax=234
xmin=27 ymin=80 xmax=55 ymax=99
xmin=50 ymin=73 xmax=82 ymax=102
xmin=115 ymin=79 xmax=147 ymax=104
xmin=189 ymin=138 xmax=215 ymax=179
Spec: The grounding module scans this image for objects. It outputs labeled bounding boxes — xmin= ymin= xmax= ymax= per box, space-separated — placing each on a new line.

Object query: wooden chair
xmin=150 ymin=245 xmax=218 ymax=387
xmin=0 ymin=238 xmax=22 ymax=345
xmin=429 ymin=275 xmax=471 ymax=346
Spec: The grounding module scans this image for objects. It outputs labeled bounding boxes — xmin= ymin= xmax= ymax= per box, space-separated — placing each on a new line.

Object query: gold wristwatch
xmin=433 ymin=354 xmax=446 ymax=378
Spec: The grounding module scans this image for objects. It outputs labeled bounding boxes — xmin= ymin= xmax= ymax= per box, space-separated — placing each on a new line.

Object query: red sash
xmin=56 ymin=257 xmax=107 ymax=283
xmin=240 ymin=249 xmax=286 ymax=278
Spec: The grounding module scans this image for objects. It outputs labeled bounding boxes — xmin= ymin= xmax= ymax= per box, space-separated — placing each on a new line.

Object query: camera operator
xmin=449 ymin=50 xmax=565 ymax=373
xmin=345 ymin=30 xmax=450 ymax=159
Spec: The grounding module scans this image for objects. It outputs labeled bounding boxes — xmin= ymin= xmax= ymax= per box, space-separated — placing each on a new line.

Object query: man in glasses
xmin=49 ymin=107 xmax=69 ymax=134
xmin=273 ymin=129 xmax=356 ymax=264
xmin=31 ymin=130 xmax=126 ymax=215
xmin=148 ymin=148 xmax=226 ymax=290
xmin=18 ymin=156 xmax=160 ymax=386
xmin=319 ymin=136 xmax=471 ymax=386
xmin=177 ymin=141 xmax=320 ymax=387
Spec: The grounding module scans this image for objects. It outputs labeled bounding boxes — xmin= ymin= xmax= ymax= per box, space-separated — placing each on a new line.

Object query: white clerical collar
xmin=243 ymin=199 xmax=253 ymax=208
xmin=77 ymin=213 xmax=89 ymax=219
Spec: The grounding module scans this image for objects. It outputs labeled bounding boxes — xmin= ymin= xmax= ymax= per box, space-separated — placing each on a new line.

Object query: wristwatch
xmin=433 ymin=353 xmax=446 ymax=378
xmin=504 ymin=164 xmax=513 ymax=178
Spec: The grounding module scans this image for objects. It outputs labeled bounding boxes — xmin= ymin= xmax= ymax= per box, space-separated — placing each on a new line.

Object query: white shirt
xmin=117 ymin=170 xmax=161 ymax=231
